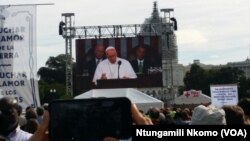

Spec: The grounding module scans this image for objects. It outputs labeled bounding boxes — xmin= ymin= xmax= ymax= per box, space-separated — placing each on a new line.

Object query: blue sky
xmin=1 ymin=0 xmax=250 ymax=69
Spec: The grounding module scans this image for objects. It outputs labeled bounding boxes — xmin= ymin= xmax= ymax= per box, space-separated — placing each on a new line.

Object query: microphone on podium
xmin=118 ymin=60 xmax=122 ymax=79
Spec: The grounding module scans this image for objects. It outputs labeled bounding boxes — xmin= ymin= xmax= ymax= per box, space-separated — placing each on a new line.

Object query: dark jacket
xmin=130 ymin=59 xmax=150 ymax=74
xmin=86 ymin=58 xmax=103 ymax=78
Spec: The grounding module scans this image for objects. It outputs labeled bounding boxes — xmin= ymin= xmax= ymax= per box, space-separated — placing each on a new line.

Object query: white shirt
xmin=137 ymin=59 xmax=144 ymax=69
xmin=93 ymin=57 xmax=137 ymax=84
xmin=137 ymin=59 xmax=144 ymax=65
xmin=7 ymin=126 xmax=32 ymax=141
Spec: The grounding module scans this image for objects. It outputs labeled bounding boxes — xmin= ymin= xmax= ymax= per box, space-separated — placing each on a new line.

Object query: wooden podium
xmin=97 ymin=79 xmax=137 ymax=89
xmin=96 ymin=73 xmax=162 ymax=89
xmin=75 ymin=73 xmax=162 ymax=94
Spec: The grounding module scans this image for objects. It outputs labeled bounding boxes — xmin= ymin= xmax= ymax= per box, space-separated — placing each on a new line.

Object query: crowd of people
xmin=142 ymin=97 xmax=250 ymax=125
xmin=1 ymin=96 xmax=250 ymax=141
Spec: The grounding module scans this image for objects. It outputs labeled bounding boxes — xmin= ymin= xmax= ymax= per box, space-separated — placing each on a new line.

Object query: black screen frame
xmin=48 ymin=97 xmax=132 ymax=141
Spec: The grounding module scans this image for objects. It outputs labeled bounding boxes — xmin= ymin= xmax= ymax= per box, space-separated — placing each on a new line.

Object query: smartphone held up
xmin=48 ymin=97 xmax=132 ymax=141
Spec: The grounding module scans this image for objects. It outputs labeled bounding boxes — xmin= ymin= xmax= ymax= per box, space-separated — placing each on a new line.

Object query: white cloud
xmin=37 ymin=43 xmax=65 ymax=68
xmin=176 ymin=29 xmax=208 ymax=45
xmin=210 ymin=55 xmax=219 ymax=59
xmin=1 ymin=0 xmax=250 ymax=68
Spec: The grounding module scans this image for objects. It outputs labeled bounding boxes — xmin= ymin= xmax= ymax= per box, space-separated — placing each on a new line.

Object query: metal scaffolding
xmin=61 ymin=13 xmax=74 ymax=96
xmin=60 ymin=10 xmax=176 ymax=99
xmin=74 ymin=23 xmax=163 ymax=39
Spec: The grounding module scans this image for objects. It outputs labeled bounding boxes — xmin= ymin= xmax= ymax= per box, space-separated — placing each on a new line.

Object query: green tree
xmin=38 ymin=54 xmax=70 ymax=84
xmin=177 ymin=86 xmax=185 ymax=96
xmin=184 ymin=64 xmax=249 ymax=98
xmin=184 ymin=64 xmax=208 ymax=94
xmin=238 ymin=77 xmax=250 ymax=99
xmin=212 ymin=67 xmax=244 ymax=84
xmin=39 ymin=81 xmax=66 ymax=104
xmin=37 ymin=54 xmax=75 ymax=104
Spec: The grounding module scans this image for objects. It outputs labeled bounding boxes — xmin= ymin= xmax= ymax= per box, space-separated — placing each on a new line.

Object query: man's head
xmin=36 ymin=107 xmax=44 ymax=116
xmin=94 ymin=45 xmax=105 ymax=59
xmin=25 ymin=109 xmax=38 ymax=120
xmin=0 ymin=97 xmax=19 ymax=136
xmin=190 ymin=105 xmax=226 ymax=125
xmin=222 ymin=105 xmax=245 ymax=125
xmin=135 ymin=46 xmax=146 ymax=60
xmin=238 ymin=98 xmax=250 ymax=116
xmin=105 ymin=46 xmax=117 ymax=64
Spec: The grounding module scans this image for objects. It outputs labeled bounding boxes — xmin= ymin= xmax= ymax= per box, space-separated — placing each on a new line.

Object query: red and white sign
xmin=174 ymin=90 xmax=211 ymax=105
xmin=184 ymin=90 xmax=201 ymax=98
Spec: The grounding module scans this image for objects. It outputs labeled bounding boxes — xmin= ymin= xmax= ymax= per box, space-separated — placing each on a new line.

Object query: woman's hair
xmin=23 ymin=119 xmax=39 ymax=134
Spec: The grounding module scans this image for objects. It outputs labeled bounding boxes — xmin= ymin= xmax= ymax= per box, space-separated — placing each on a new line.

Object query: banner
xmin=0 ymin=5 xmax=40 ymax=108
xmin=210 ymin=84 xmax=238 ymax=107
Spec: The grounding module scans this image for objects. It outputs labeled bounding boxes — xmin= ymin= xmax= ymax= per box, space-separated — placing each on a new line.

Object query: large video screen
xmin=75 ymin=36 xmax=162 ymax=92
